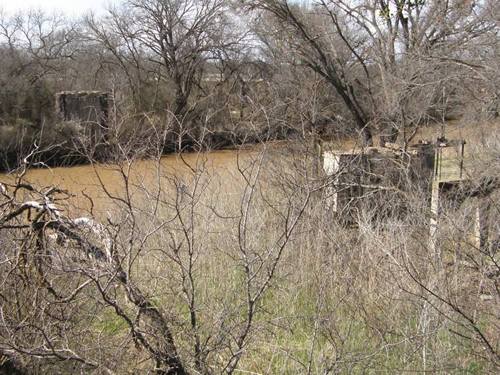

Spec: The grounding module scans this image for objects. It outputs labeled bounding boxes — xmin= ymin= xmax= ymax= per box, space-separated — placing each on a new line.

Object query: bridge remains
xmin=322 ymin=138 xmax=497 ymax=254
xmin=323 ymin=141 xmax=435 ymax=223
xmin=55 ymin=91 xmax=114 ymax=146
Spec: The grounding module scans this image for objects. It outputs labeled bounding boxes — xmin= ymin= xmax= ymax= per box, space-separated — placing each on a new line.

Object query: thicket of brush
xmin=0 ymin=126 xmax=498 ymax=373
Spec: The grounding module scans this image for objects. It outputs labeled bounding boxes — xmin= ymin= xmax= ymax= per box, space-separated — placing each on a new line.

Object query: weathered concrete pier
xmin=322 ymin=137 xmax=497 ymax=254
xmin=55 ymin=91 xmax=114 ymax=145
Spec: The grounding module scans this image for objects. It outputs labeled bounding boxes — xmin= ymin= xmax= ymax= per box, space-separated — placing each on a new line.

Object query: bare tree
xmin=247 ymin=0 xmax=374 ymax=145
xmin=245 ymin=0 xmax=497 ymax=146
xmin=86 ymin=0 xmax=236 ymax=120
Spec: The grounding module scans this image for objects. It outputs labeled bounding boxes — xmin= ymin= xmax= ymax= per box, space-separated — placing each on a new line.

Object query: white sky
xmin=0 ymin=0 xmax=118 ymax=17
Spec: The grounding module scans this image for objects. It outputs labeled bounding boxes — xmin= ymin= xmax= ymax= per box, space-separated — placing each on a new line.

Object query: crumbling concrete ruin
xmin=322 ymin=141 xmax=436 ymax=222
xmin=322 ymin=138 xmax=498 ymax=254
xmin=55 ymin=91 xmax=113 ymax=145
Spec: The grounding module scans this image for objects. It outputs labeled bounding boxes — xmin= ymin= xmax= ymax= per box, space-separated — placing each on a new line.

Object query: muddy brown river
xmin=0 ymin=147 xmax=263 ymax=217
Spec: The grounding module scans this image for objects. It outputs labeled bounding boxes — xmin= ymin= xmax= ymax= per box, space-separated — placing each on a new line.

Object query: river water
xmin=0 ymin=147 xmax=263 ymax=217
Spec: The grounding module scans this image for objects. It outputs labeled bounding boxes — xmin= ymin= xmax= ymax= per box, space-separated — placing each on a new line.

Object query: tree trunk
xmin=327 ymin=76 xmax=373 ymax=146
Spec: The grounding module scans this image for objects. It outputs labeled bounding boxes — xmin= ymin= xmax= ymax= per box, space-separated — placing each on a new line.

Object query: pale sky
xmin=0 ymin=0 xmax=119 ymax=16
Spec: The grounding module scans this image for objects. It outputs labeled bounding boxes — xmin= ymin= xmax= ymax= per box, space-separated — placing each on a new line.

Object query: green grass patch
xmin=95 ymin=308 xmax=129 ymax=335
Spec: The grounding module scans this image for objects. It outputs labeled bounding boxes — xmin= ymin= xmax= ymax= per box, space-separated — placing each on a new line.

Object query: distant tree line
xmin=0 ymin=0 xmax=498 ymax=169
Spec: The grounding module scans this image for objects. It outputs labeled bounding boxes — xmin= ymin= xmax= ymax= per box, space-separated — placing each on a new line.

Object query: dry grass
xmin=0 ymin=125 xmax=498 ymax=373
